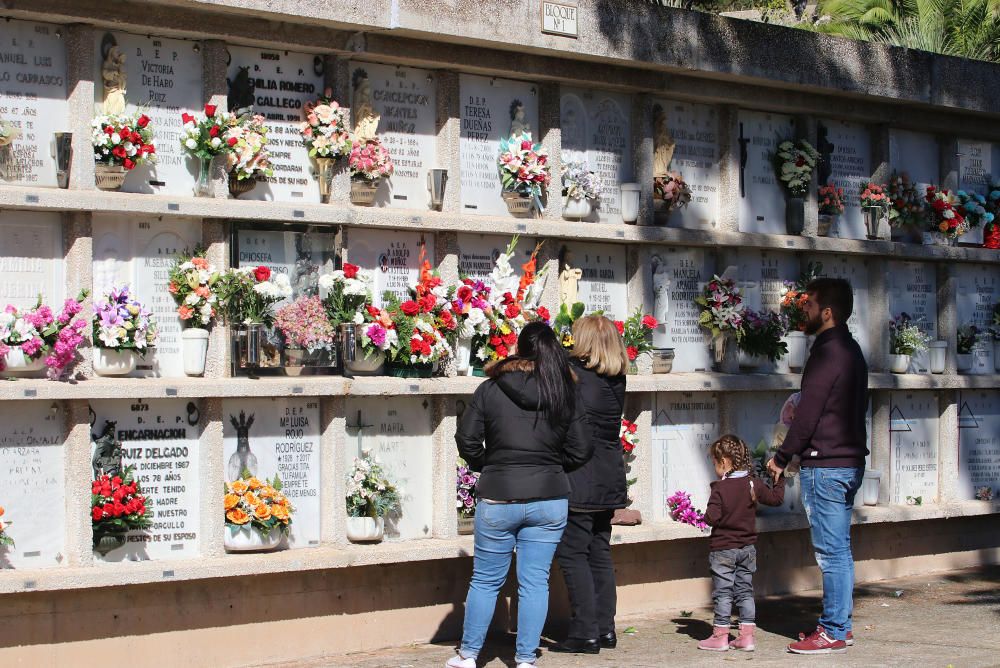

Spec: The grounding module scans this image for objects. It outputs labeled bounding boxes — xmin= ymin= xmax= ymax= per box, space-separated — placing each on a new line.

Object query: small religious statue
xmin=651 ymin=254 xmax=672 ymax=324
xmin=652 ymin=104 xmax=675 ymax=178
xmin=227 ymin=66 xmax=255 ymax=113
xmin=91 ymin=420 xmax=123 ymax=479
xmin=558 ymin=247 xmax=583 ymax=307
xmin=228 ymin=411 xmax=259 ymax=480
xmin=101 ymin=39 xmax=127 ymax=115
xmin=352 ymin=68 xmax=380 ymax=141
xmin=509 ymin=99 xmax=530 ymax=138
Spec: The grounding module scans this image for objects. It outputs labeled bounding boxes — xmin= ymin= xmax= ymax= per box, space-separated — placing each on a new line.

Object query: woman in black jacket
xmin=551 ymin=314 xmax=629 ymax=655
xmin=448 ymin=322 xmax=593 ymax=668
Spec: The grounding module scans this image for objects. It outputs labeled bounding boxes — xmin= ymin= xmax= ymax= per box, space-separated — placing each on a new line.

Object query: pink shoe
xmin=697 ymin=626 xmax=731 ymax=651
xmin=729 ymin=623 xmax=755 ymax=651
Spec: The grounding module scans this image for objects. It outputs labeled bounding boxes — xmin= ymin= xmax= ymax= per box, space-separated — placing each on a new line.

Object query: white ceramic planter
xmin=455 ymin=336 xmax=473 ymax=375
xmin=737 ymin=350 xmax=764 ymax=372
xmin=223 ymin=525 xmax=283 ymax=552
xmin=346 ymin=516 xmax=384 ymax=543
xmin=93 ymin=348 xmax=137 ymax=376
xmin=2 ymin=348 xmax=45 ymax=374
xmin=562 ymin=196 xmax=592 ymax=220
xmin=970 ymin=343 xmax=993 ymax=375
xmin=862 ymin=470 xmax=882 ymax=506
xmin=620 ymin=183 xmax=640 ymax=224
xmin=457 ymin=515 xmax=475 ymax=535
xmin=344 ymin=350 xmax=386 ymax=377
xmin=928 ymin=341 xmax=947 ymax=374
xmin=957 ymin=353 xmax=973 ymax=372
xmin=350 ymin=179 xmax=379 ymax=206
xmin=95 ymin=164 xmax=127 ymax=191
xmin=784 ymin=332 xmax=807 ymax=372
xmin=889 ymin=353 xmax=911 ymax=374
xmin=181 ymin=328 xmax=209 ymax=376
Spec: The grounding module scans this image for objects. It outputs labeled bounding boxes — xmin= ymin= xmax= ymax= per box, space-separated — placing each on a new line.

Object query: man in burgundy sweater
xmin=767 ymin=277 xmax=868 ymax=655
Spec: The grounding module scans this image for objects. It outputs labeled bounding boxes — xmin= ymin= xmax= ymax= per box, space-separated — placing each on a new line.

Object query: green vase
xmin=471 ymin=366 xmax=486 ymax=377
xmin=388 ymin=362 xmax=434 ymax=378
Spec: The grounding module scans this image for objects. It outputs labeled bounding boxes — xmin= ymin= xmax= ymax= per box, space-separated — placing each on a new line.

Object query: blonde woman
xmin=551 ymin=315 xmax=629 ymax=655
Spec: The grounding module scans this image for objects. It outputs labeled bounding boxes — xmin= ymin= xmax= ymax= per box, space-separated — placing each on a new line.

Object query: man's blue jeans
xmin=460 ymin=498 xmax=568 ymax=665
xmin=799 ymin=466 xmax=863 ymax=641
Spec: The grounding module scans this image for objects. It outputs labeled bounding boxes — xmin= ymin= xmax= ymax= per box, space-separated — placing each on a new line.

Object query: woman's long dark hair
xmin=510 ymin=321 xmax=576 ymax=425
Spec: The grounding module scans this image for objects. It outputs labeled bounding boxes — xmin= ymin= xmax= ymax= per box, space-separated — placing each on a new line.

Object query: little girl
xmin=697 ymin=434 xmax=786 ymax=652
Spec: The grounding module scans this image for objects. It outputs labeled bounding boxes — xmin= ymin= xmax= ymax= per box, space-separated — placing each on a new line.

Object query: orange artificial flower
xmin=253 ymin=503 xmax=272 ymax=521
xmin=271 ymin=504 xmax=290 ymax=522
xmin=516 ymin=242 xmax=544 ymax=303
xmin=194 ymin=285 xmax=211 ymax=298
xmin=226 ymin=508 xmax=251 ymax=525
xmin=223 ymin=493 xmax=240 ymax=510
xmin=192 ymin=257 xmax=209 ymax=270
xmin=177 ymin=305 xmax=194 ymax=320
xmin=257 ymin=486 xmax=274 ymax=499
xmin=273 ymin=493 xmax=288 ymax=506
xmin=246 ymin=476 xmax=262 ymax=490
xmin=243 ymin=491 xmax=260 ymax=507
xmin=229 ymin=480 xmax=249 ymax=495
xmin=0 ymin=506 xmax=5 ymax=518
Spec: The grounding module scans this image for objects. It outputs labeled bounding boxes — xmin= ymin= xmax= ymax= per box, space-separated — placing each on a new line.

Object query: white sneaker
xmin=445 ymin=656 xmax=475 ymax=668
xmin=516 ymin=663 xmax=536 ymax=668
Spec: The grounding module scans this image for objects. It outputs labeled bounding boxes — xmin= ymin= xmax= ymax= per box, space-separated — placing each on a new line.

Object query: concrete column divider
xmin=627 ymin=392 xmax=654 ymax=523
xmin=538 ymin=82 xmax=562 ymax=222
xmin=64 ymin=212 xmax=94 ymax=379
xmin=64 ymin=399 xmax=95 ymax=566
xmin=433 ymin=397 xmax=459 ymax=539
xmin=938 ymin=389 xmax=959 ymax=504
xmin=435 ymin=71 xmax=461 ymax=216
xmin=870 ymin=390 xmax=892 ymax=505
xmin=200 ymin=40 xmax=229 ymax=199
xmin=201 ymin=398 xmax=225 ymax=557
xmin=65 ymin=24 xmax=96 ymax=192
xmin=631 ymin=92 xmax=654 ymax=227
xmin=321 ymin=396 xmax=345 ymax=545
xmin=717 ymin=105 xmax=740 ymax=234
xmin=868 ymin=257 xmax=890 ymax=373
xmin=796 ymin=114 xmax=819 ymax=238
xmin=202 ymin=219 xmax=230 ymax=378
xmin=323 ymin=55 xmax=352 ymax=207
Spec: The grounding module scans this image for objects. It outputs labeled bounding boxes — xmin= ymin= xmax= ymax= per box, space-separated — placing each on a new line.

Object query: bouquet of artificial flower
xmin=737 ymin=309 xmax=789 ymax=362
xmin=167 ymin=253 xmax=221 ymax=329
xmin=92 ymin=286 xmax=157 ymax=353
xmin=924 ymin=186 xmax=969 ymax=239
xmin=357 ymin=305 xmax=399 ymax=359
xmin=0 ymin=291 xmax=89 ymax=378
xmin=887 ymin=172 xmax=924 ymax=228
xmin=456 ymin=462 xmax=480 ymax=519
xmin=957 ymin=323 xmax=988 ymax=355
xmin=779 ymin=262 xmax=822 ymax=333
xmin=773 ymin=139 xmax=819 ymax=197
xmin=889 ymin=313 xmax=931 ymax=356
xmin=218 ymin=266 xmax=292 ymax=327
xmin=654 ymin=172 xmax=692 ymax=211
xmin=91 ymin=465 xmax=152 ymax=537
xmin=956 ymin=190 xmax=992 ymax=230
xmin=498 ymin=131 xmax=550 ymax=203
xmin=226 ymin=113 xmax=272 ymax=182
xmin=346 ymin=453 xmax=401 ymax=519
xmin=180 ymin=104 xmax=238 ymax=159
xmin=452 ymin=278 xmax=494 ymax=341
xmin=319 ymin=263 xmax=374 ymax=325
xmin=300 ymin=89 xmax=352 ymax=159
xmin=224 ymin=471 xmax=293 ymax=536
xmin=818 ymin=183 xmax=845 ymax=215
xmin=620 ymin=418 xmax=639 ymax=490
xmin=348 ymin=137 xmax=394 ymax=182
xmin=561 ymin=161 xmax=601 ymax=201
xmin=859 ymin=182 xmax=891 ymax=210
xmin=695 ymin=275 xmax=744 ymax=341
xmin=274 ymin=296 xmax=337 ymax=353
xmin=0 ymin=505 xmax=12 ymax=548
xmin=666 ymin=490 xmax=708 ymax=531
xmin=92 ymin=111 xmax=156 ymax=170
xmin=616 ymin=310 xmax=659 ymax=362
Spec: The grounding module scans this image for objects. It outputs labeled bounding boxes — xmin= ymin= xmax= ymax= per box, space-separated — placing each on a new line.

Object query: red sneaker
xmin=799 ymin=626 xmax=853 ymax=646
xmin=787 ymin=628 xmax=847 ymax=654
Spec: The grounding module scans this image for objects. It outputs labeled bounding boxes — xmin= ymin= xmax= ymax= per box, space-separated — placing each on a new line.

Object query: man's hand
xmin=766 ymin=458 xmax=784 ymax=483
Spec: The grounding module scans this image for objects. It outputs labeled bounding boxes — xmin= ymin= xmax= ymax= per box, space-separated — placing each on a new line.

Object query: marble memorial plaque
xmin=733 ymin=249 xmax=798 ymax=313
xmin=345 ymin=397 xmax=433 ymax=541
xmin=736 ymin=110 xmax=795 ymax=234
xmin=351 ymin=61 xmax=437 ymax=209
xmin=810 ymin=255 xmax=872 ymax=361
xmin=889 ymin=392 xmax=939 ymax=504
xmin=957 ymin=264 xmax=998 ymax=373
xmin=227 ymin=46 xmax=324 ymax=202
xmin=734 ymin=390 xmax=803 ymax=513
xmin=561 ymin=242 xmax=627 ymax=320
xmin=956 ymin=140 xmax=991 ymax=244
xmin=651 ymin=392 xmax=719 ymax=517
xmin=0 ymin=211 xmax=64 ymax=311
xmin=653 ymin=98 xmax=721 ymax=229
xmin=346 ymin=229 xmax=433 ymax=307
xmin=459 ymin=75 xmax=539 ymax=217
xmin=93 ymin=31 xmax=202 ymax=195
xmin=817 ymin=120 xmax=871 ymax=240
xmin=223 ymin=398 xmax=321 ymax=549
xmin=561 ymin=88 xmax=633 ymax=223
xmin=0 ymin=401 xmax=66 ymax=569
xmin=90 ymin=399 xmax=201 ymax=560
xmin=233 ymin=224 xmax=338 ymax=304
xmin=888 ymin=261 xmax=937 ymax=373
xmin=456 ymin=233 xmax=535 ymax=292
xmin=647 ymin=246 xmax=714 ymax=372
xmin=889 ymin=130 xmax=939 ymax=190
xmin=93 ymin=214 xmax=201 ymax=377
xmin=0 ymin=20 xmax=69 ymax=187
xmin=958 ymin=391 xmax=1000 ymax=499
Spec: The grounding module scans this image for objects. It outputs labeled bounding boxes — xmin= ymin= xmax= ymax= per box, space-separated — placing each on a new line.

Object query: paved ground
xmin=259 ymin=566 xmax=1000 ymax=668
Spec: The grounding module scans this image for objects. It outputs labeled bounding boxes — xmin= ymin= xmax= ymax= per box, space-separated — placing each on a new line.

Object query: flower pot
xmin=862 ymin=470 xmax=881 ymax=506
xmin=346 ymin=516 xmax=384 ymax=543
xmin=784 ymin=332 xmax=807 ymax=372
xmin=455 ymin=336 xmax=473 ymax=375
xmin=283 ymin=347 xmax=308 ymax=376
xmin=340 ymin=323 xmax=386 ymax=377
xmin=651 ymin=348 xmax=674 ymax=374
xmin=933 ymin=233 xmax=958 ymax=247
xmin=957 ymin=353 xmax=973 ymax=372
xmin=457 ymin=515 xmax=475 ymax=535
xmin=181 ymin=328 xmax=209 ymax=376
xmin=862 ymin=207 xmax=882 ymax=240
xmin=224 ymin=525 xmax=283 ymax=552
xmin=620 ymin=183 xmax=641 ymax=224
xmin=2 ymin=348 xmax=45 ymax=374
xmin=315 ymin=156 xmax=336 ymax=200
xmin=562 ymin=196 xmax=592 ymax=220
xmin=817 ymin=214 xmax=836 ymax=237
xmin=93 ymin=532 xmax=127 ymax=556
xmin=971 ymin=342 xmax=993 ymax=375
xmin=889 ymin=353 xmax=911 ymax=374
xmin=471 ymin=365 xmax=486 ymax=377
xmin=427 ymin=168 xmax=448 ymax=210
xmin=351 ymin=179 xmax=379 ymax=206
xmin=228 ymin=173 xmax=257 ymax=198
xmin=93 ymin=348 xmax=137 ymax=376
xmin=194 ymin=156 xmax=213 ymax=197
xmin=711 ymin=335 xmax=738 ymax=374
xmin=737 ymin=350 xmax=764 ymax=371
xmin=232 ymin=323 xmax=280 ymax=372
xmin=785 ymin=197 xmax=805 ymax=235
xmin=627 ymin=361 xmax=639 ymax=375
xmin=502 ymin=191 xmax=534 ymax=217
xmin=928 ymin=340 xmax=947 ymax=374
xmin=53 ymin=132 xmax=72 ymax=189
xmin=388 ymin=362 xmax=434 ymax=378
xmin=94 ymin=164 xmax=127 ymax=191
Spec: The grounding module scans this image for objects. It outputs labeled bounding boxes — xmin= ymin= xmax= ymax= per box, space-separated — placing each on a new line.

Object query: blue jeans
xmin=460 ymin=498 xmax=569 ymax=664
xmin=799 ymin=466 xmax=863 ymax=641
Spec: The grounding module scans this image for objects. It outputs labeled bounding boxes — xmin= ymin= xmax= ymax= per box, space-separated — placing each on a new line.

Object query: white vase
xmin=970 ymin=342 xmax=993 ymax=375
xmin=562 ymin=196 xmax=592 ymax=220
xmin=455 ymin=336 xmax=473 ymax=375
xmin=862 ymin=470 xmax=882 ymax=506
xmin=93 ymin=348 xmax=137 ymax=376
xmin=889 ymin=353 xmax=911 ymax=374
xmin=223 ymin=525 xmax=283 ymax=552
xmin=620 ymin=183 xmax=640 ymax=224
xmin=737 ymin=350 xmax=763 ymax=372
xmin=2 ymin=348 xmax=46 ymax=374
xmin=346 ymin=516 xmax=384 ymax=543
xmin=928 ymin=341 xmax=947 ymax=374
xmin=957 ymin=353 xmax=973 ymax=372
xmin=784 ymin=332 xmax=807 ymax=372
xmin=181 ymin=328 xmax=209 ymax=376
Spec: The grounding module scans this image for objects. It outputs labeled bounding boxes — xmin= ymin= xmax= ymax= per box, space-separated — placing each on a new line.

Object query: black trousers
xmin=554 ymin=509 xmax=617 ymax=639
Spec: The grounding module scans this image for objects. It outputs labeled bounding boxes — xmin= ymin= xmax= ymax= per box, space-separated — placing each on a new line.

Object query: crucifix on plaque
xmin=816 ymin=123 xmax=835 ymax=187
xmin=346 ymin=409 xmax=376 ymax=455
xmin=738 ymin=122 xmax=749 ymax=199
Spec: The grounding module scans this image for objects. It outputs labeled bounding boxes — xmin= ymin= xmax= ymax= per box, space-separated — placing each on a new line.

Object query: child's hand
xmin=780 ymin=392 xmax=801 ymax=426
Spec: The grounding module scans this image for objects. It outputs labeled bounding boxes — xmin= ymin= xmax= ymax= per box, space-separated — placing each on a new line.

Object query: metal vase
xmin=245 ymin=323 xmax=267 ymax=367
xmin=863 ymin=207 xmax=882 ymax=240
xmin=339 ymin=323 xmax=358 ymax=363
xmin=316 ymin=157 xmax=335 ymax=200
xmin=785 ymin=197 xmax=805 ymax=235
xmin=427 ymin=168 xmax=448 ymax=210
xmin=53 ymin=132 xmax=73 ymax=188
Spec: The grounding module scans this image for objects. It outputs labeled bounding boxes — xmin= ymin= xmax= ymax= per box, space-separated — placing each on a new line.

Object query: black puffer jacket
xmin=566 ymin=357 xmax=628 ymax=511
xmin=456 ymin=358 xmax=594 ymax=501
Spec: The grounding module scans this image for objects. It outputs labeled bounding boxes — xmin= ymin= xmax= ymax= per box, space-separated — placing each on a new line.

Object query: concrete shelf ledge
xmin=0 ymin=500 xmax=993 ymax=596
xmin=1 ymin=372 xmax=997 ymax=401
xmin=3 ymin=184 xmax=999 ymax=264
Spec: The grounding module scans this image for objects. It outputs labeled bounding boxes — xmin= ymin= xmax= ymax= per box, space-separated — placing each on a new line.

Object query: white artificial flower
xmin=273 ymin=273 xmax=293 ymax=297
xmin=185 ymin=138 xmax=198 ymax=150
xmin=343 ymin=278 xmax=367 ymax=296
xmin=318 ymin=274 xmax=335 ymax=291
xmin=111 ymin=132 xmax=121 ymax=145
xmin=179 ymin=261 xmax=195 ymax=271
xmin=210 ymin=137 xmax=222 ymax=149
xmin=353 ymin=311 xmax=364 ymax=324
xmin=943 ymin=209 xmax=955 ymax=220
xmin=466 ymin=307 xmax=486 ymax=326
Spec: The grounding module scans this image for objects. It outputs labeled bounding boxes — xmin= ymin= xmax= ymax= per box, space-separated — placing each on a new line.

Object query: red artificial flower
xmin=626 ymin=346 xmax=638 ymax=361
xmin=520 ymin=140 xmax=531 ymax=150
xmin=92 ymin=481 xmax=102 ymax=494
xmin=123 ymin=158 xmax=135 ymax=170
xmin=505 ymin=303 xmax=521 ymax=319
xmin=137 ymin=114 xmax=150 ymax=128
xmin=622 ymin=441 xmax=635 ymax=454
xmin=103 ymin=502 xmax=114 ymax=516
xmin=253 ymin=265 xmax=271 ymax=282
xmin=204 ymin=104 xmax=217 ymax=117
xmin=92 ymin=506 xmax=104 ymax=521
xmin=614 ymin=320 xmax=625 ymax=335
xmin=400 ymin=301 xmax=420 ymax=316
xmin=103 ymin=125 xmax=114 ymax=135
xmin=931 ymin=199 xmax=946 ymax=212
xmin=457 ymin=285 xmax=473 ymax=302
xmin=227 ymin=137 xmax=238 ymax=147
xmin=536 ymin=306 xmax=550 ymax=322
xmin=343 ymin=263 xmax=359 ymax=279
xmin=145 ymin=144 xmax=156 ymax=154
xmin=641 ymin=315 xmax=658 ymax=329
xmin=489 ymin=335 xmax=503 ymax=347
xmin=113 ymin=502 xmax=126 ymax=517
xmin=119 ymin=127 xmax=131 ymax=138
xmin=366 ymin=305 xmax=381 ymax=318
xmin=495 ymin=344 xmax=509 ymax=359
xmin=112 ymin=145 xmax=126 ymax=159
xmin=209 ymin=125 xmax=220 ymax=138
xmin=181 ymin=113 xmax=195 ymax=125
xmin=419 ymin=294 xmax=437 ymax=313
xmin=502 ymin=331 xmax=517 ymax=346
